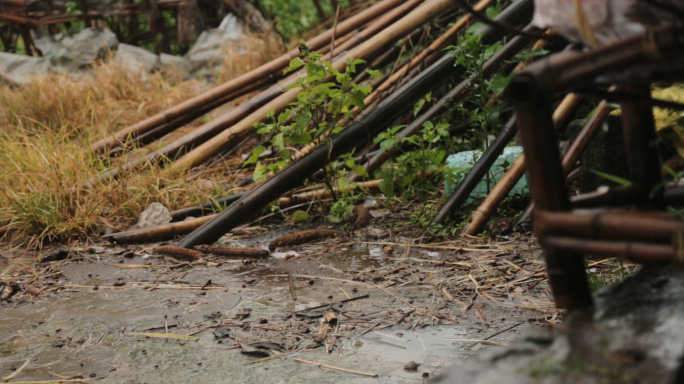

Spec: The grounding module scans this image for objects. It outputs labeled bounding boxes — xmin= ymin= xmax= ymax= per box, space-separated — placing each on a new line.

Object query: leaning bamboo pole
xmin=91 ymin=0 xmax=403 ymax=154
xmin=460 ymin=93 xmax=583 ymax=235
xmin=168 ymin=0 xmax=460 ymax=175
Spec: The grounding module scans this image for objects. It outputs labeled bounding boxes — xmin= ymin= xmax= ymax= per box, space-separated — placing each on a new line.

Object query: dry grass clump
xmin=217 ymin=32 xmax=284 ymax=84
xmin=0 ymin=62 xmax=203 ymax=140
xmin=0 ymin=56 xmax=263 ymax=247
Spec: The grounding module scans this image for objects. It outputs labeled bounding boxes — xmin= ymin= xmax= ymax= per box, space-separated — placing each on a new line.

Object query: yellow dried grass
xmin=0 ymin=52 xmax=274 ymax=247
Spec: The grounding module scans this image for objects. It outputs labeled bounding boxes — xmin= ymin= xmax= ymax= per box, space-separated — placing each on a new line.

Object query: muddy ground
xmin=0 ymin=218 xmax=559 ymax=383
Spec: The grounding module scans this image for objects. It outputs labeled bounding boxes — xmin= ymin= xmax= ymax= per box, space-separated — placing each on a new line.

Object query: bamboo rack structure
xmin=510 ymin=24 xmax=684 ymax=310
xmin=168 ymin=0 xmax=460 ymax=175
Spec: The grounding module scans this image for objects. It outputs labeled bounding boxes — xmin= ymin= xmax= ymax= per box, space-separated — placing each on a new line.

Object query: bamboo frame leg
xmin=620 ymin=85 xmax=663 ymax=208
xmin=509 ymin=74 xmax=593 ymax=310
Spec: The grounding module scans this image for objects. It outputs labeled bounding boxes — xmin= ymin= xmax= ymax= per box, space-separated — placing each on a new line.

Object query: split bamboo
xmin=460 ymin=93 xmax=582 ymax=235
xmin=91 ymin=0 xmax=403 ymax=154
xmin=167 ymin=0 xmax=460 ymax=175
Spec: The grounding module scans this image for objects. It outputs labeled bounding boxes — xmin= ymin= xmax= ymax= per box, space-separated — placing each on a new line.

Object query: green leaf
xmin=288 ymin=131 xmax=312 ymax=145
xmin=243 ymin=146 xmax=266 ymax=166
xmin=286 ymin=58 xmax=305 ymax=74
xmin=485 ymin=3 xmax=501 ymax=19
xmin=488 ymin=71 xmax=513 ymax=95
xmin=366 ymin=69 xmax=382 ymax=79
xmin=483 ymin=41 xmax=502 ymax=61
xmin=291 ymin=210 xmax=310 ymax=221
xmin=515 ymin=47 xmax=550 ymax=62
xmin=352 ymin=164 xmax=368 ymax=177
xmin=253 ymin=162 xmax=268 ymax=181
xmin=413 ymin=98 xmax=426 ymax=117
xmin=379 ymin=178 xmax=395 ymax=197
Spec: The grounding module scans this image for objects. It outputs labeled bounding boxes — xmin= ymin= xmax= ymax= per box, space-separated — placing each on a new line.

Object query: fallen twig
xmin=194 ymin=245 xmax=269 ymax=258
xmin=294 ymin=358 xmax=378 ymax=377
xmin=292 ymin=294 xmax=370 ymax=313
xmin=153 ymin=246 xmax=204 ymax=261
xmin=269 ymin=229 xmax=342 ymax=251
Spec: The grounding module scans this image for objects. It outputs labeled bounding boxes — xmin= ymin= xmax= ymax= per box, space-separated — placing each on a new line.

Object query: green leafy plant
xmin=246 ymin=48 xmax=374 ymax=223
xmin=374 ymin=120 xmax=450 ymax=203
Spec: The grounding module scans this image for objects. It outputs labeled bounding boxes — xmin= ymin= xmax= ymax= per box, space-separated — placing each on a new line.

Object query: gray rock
xmin=114 ymin=43 xmax=160 ymax=74
xmin=34 ymin=28 xmax=118 ymax=69
xmin=432 ymin=267 xmax=684 ymax=384
xmin=0 ymin=52 xmax=51 ymax=84
xmin=159 ymin=53 xmax=192 ymax=79
xmin=184 ymin=14 xmax=247 ymax=75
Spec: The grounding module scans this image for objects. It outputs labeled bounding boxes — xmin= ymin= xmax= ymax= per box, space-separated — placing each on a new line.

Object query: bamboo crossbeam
xmin=90 ymin=0 xmax=403 ymax=154
xmin=534 ymin=210 xmax=680 ymax=244
xmin=541 ymin=236 xmax=678 ymax=265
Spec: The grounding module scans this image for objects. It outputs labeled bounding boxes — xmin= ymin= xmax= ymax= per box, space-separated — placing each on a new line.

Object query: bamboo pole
xmin=107 ymin=178 xmax=386 ymax=243
xmin=460 ymin=93 xmax=582 ymax=235
xmin=176 ymin=0 xmax=535 ymax=248
xmin=168 ymin=0 xmax=459 ymax=175
xmin=91 ymin=0 xmax=403 ymax=154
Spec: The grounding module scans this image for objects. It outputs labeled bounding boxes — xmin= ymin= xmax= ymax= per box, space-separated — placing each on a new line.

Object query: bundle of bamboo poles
xmin=99 ymin=0 xmax=538 ymax=245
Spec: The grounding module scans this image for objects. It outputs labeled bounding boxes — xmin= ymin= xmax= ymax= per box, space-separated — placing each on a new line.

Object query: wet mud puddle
xmin=0 ymin=235 xmax=553 ymax=383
